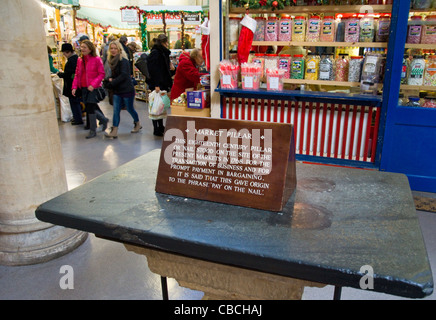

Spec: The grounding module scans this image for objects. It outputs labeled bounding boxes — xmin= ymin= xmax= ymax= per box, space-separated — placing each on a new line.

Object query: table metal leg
xmin=161 ymin=276 xmax=169 ymax=300
xmin=333 ymin=286 xmax=342 ymax=300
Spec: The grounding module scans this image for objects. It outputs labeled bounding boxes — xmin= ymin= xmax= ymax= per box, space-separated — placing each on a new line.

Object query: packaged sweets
xmin=219 ymin=60 xmax=240 ymax=89
xmin=254 ymin=17 xmax=266 ymax=41
xmin=336 ymin=18 xmax=345 ymax=42
xmin=265 ymin=54 xmax=279 ymax=72
xmin=279 ymin=16 xmax=292 ymax=41
xmin=293 ymin=16 xmax=306 ymax=42
xmin=423 ymin=55 xmax=436 ymax=86
xmin=266 ymin=68 xmax=285 ymax=91
xmin=412 ymin=0 xmax=431 ymax=9
xmin=359 ymin=15 xmax=375 ymax=42
xmin=319 ymin=55 xmax=334 ymax=81
xmin=376 ymin=15 xmax=391 ymax=42
xmin=407 ymin=16 xmax=423 ymax=44
xmin=291 ymin=54 xmax=305 ymax=79
xmin=348 ymin=56 xmax=363 ymax=82
xmin=305 ymin=53 xmax=320 ymax=80
xmin=401 ymin=55 xmax=409 ymax=84
xmin=422 ymin=96 xmax=436 ymax=108
xmin=241 ymin=63 xmax=263 ymax=90
xmin=345 ymin=17 xmax=360 ymax=42
xmin=306 ymin=16 xmax=321 ymax=42
xmin=406 ymin=96 xmax=421 ymax=107
xmin=265 ymin=17 xmax=279 ymax=41
xmin=278 ymin=54 xmax=292 ymax=79
xmin=229 ymin=17 xmax=242 ymax=43
xmin=421 ymin=15 xmax=436 ymax=44
xmin=361 ymin=53 xmax=383 ymax=86
xmin=407 ymin=55 xmax=425 ymax=86
xmin=252 ymin=53 xmax=265 ymax=77
xmin=320 ymin=16 xmax=335 ymax=42
xmin=335 ymin=54 xmax=349 ymax=82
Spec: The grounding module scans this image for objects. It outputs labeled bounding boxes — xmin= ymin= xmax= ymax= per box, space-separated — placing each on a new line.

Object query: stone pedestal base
xmin=0 ymin=227 xmax=87 ymax=266
xmin=125 ymin=244 xmax=325 ymax=300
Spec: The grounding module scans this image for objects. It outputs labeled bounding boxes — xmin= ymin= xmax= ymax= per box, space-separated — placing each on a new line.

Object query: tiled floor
xmin=0 ymin=99 xmax=435 ymax=300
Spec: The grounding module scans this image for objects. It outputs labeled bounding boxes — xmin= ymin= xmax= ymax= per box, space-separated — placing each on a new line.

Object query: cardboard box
xmin=187 ymin=90 xmax=210 ymax=109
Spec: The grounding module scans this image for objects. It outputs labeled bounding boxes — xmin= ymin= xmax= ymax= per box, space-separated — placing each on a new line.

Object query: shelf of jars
xmin=229 ymin=5 xmax=392 ymax=15
xmin=251 ymin=40 xmax=388 ymax=47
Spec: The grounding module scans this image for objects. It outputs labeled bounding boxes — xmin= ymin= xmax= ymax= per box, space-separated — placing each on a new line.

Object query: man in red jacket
xmin=170 ymin=49 xmax=204 ymax=101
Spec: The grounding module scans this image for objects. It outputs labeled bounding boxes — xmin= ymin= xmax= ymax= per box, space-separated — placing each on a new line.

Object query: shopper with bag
xmin=57 ymin=43 xmax=83 ymax=125
xmin=103 ymin=40 xmax=141 ymax=139
xmin=147 ymin=34 xmax=175 ymax=136
xmin=72 ymin=40 xmax=108 ymax=139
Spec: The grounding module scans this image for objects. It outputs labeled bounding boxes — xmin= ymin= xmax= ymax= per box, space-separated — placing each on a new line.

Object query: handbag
xmin=82 ymin=57 xmax=106 ymax=103
xmin=84 ymin=87 xmax=106 ymax=104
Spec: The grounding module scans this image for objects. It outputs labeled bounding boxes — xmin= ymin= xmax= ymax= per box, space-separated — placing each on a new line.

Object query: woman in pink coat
xmin=72 ymin=40 xmax=108 ymax=139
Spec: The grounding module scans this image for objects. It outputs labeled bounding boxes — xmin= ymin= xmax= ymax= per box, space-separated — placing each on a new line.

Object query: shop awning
xmin=43 ymin=0 xmax=80 ymax=8
xmin=76 ymin=6 xmax=138 ymax=30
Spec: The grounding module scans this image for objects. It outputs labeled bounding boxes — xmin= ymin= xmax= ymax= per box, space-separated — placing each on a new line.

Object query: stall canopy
xmin=77 ymin=6 xmax=138 ymax=30
xmin=43 ymin=0 xmax=80 ymax=8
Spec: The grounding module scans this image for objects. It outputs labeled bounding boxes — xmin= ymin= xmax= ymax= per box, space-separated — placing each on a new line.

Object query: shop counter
xmin=35 ymin=149 xmax=433 ymax=299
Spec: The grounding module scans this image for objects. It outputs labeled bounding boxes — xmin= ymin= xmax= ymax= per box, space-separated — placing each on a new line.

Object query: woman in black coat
xmin=146 ymin=34 xmax=175 ymax=136
xmin=104 ymin=40 xmax=141 ymax=138
xmin=58 ymin=43 xmax=83 ymax=125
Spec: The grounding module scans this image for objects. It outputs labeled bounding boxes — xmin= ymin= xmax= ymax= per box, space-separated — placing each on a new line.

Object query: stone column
xmin=0 ymin=0 xmax=87 ymax=266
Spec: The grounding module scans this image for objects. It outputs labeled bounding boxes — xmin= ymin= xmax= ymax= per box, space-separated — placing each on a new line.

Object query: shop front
xmin=213 ymin=0 xmax=436 ymax=192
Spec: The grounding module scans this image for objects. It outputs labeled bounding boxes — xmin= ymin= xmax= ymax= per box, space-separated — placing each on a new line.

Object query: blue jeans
xmin=112 ymin=94 xmax=139 ymax=127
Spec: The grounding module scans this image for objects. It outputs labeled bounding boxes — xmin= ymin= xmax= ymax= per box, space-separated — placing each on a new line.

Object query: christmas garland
xmin=231 ymin=0 xmax=294 ymax=10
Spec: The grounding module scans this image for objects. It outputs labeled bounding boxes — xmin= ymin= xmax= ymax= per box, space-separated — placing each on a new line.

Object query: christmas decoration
xmin=231 ymin=0 xmax=293 ymax=11
xmin=237 ymin=14 xmax=257 ymax=65
xmin=201 ymin=17 xmax=210 ymax=71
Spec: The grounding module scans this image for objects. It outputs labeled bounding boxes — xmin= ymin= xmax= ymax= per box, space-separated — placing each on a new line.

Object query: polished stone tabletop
xmin=36 ymin=149 xmax=433 ymax=298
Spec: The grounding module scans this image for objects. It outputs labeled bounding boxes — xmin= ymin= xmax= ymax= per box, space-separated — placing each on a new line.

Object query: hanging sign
xmin=183 ymin=13 xmax=202 ymax=25
xmin=155 ymin=116 xmax=297 ymax=212
xmin=121 ymin=8 xmax=139 ymax=23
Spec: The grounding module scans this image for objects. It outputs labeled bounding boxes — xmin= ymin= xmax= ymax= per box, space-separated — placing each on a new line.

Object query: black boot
xmin=96 ymin=110 xmax=109 ymax=131
xmin=157 ymin=119 xmax=165 ymax=135
xmin=152 ymin=120 xmax=163 ymax=136
xmin=86 ymin=114 xmax=97 ymax=139
xmin=84 ymin=113 xmax=90 ymax=130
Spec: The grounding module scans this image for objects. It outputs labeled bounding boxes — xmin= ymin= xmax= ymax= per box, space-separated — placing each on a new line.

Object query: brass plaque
xmin=156 ymin=116 xmax=296 ymax=211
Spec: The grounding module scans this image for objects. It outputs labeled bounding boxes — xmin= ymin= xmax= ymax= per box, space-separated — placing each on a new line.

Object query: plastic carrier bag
xmin=149 ymin=90 xmax=170 ymax=116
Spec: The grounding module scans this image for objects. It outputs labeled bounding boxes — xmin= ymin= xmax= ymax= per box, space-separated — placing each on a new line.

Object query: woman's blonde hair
xmin=107 ymin=40 xmax=128 ymax=62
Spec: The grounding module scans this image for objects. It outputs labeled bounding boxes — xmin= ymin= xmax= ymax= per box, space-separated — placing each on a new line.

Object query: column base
xmin=125 ymin=244 xmax=325 ymax=300
xmin=0 ymin=226 xmax=87 ymax=266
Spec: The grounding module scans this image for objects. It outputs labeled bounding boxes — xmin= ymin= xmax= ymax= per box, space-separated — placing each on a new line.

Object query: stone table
xmin=36 ymin=150 xmax=433 ymax=299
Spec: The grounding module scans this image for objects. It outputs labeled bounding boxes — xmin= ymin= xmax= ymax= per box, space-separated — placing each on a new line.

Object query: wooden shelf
xmin=405 ymin=43 xmax=436 ymax=50
xmin=230 ymin=5 xmax=392 ymax=15
xmin=284 ymin=79 xmax=383 ymax=89
xmin=251 ymin=41 xmax=388 ymax=48
xmin=284 ymin=79 xmax=358 ymax=87
xmin=400 ymin=84 xmax=436 ymax=91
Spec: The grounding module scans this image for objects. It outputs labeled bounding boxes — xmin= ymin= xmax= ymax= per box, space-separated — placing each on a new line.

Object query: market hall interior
xmin=1 ymin=98 xmax=436 ymax=300
xmin=1 ymin=0 xmax=436 ymax=300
